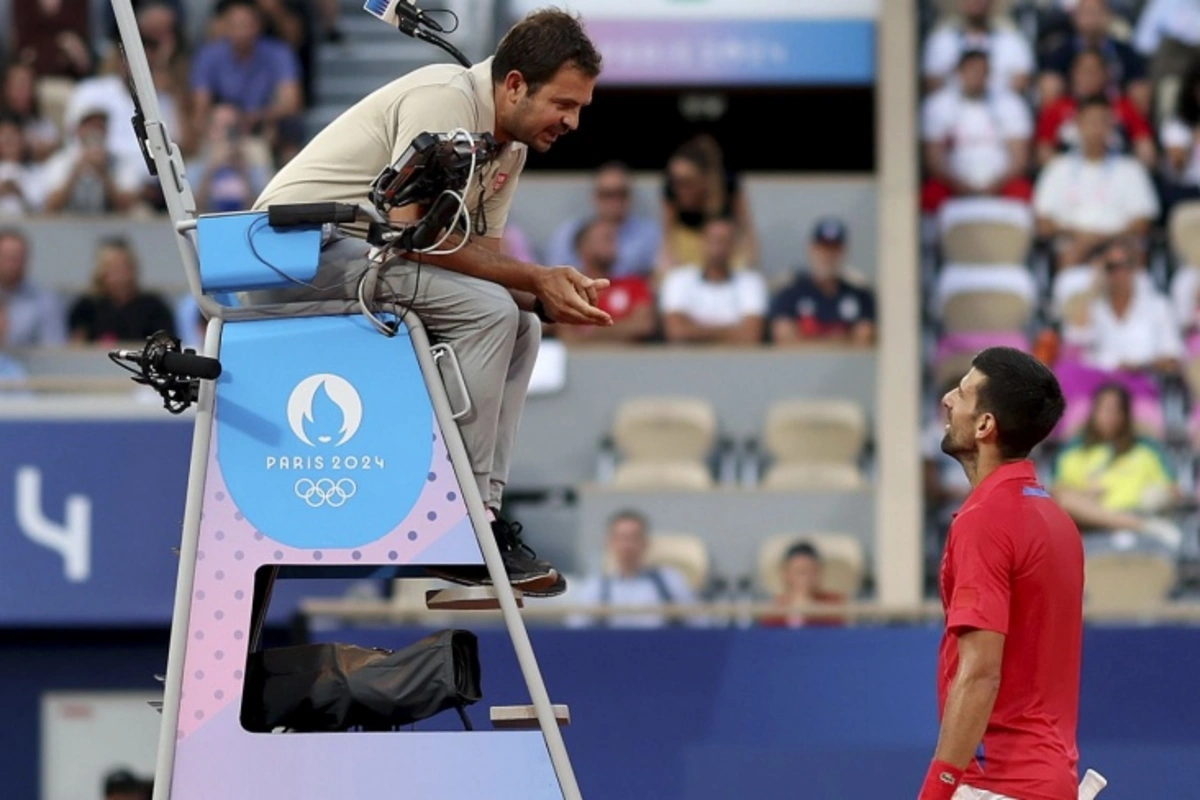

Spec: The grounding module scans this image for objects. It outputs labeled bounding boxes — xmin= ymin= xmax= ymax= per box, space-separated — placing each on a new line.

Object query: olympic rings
xmin=294 ymin=478 xmax=357 ymax=508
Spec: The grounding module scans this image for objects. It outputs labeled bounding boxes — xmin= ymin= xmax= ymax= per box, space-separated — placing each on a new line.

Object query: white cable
xmin=412 ymin=127 xmax=476 ymax=256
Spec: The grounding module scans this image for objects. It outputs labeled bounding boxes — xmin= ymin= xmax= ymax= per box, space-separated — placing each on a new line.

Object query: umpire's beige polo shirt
xmin=253 ymin=56 xmax=526 ymax=239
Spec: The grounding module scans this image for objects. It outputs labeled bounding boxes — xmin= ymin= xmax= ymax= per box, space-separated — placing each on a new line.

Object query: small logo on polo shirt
xmin=492 ymin=173 xmax=509 ymax=192
xmin=939 ymin=772 xmax=957 ymax=785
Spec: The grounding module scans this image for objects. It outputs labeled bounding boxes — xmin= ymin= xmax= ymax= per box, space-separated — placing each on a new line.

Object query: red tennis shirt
xmin=938 ymin=460 xmax=1084 ymax=800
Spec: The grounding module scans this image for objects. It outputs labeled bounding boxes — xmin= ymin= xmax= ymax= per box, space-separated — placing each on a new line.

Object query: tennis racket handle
xmin=1079 ymin=769 xmax=1107 ymax=799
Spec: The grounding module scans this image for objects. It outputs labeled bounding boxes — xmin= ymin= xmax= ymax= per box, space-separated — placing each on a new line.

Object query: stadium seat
xmin=36 ymin=77 xmax=75 ymax=137
xmin=762 ymin=462 xmax=867 ymax=491
xmin=1170 ymin=202 xmax=1200 ymax=270
xmin=609 ymin=397 xmax=717 ymax=489
xmin=605 ymin=533 xmax=711 ymax=593
xmin=609 ymin=460 xmax=713 ymax=490
xmin=941 ymin=291 xmax=1032 ymax=333
xmin=763 ymin=399 xmax=866 ymax=466
xmin=757 ymin=533 xmax=865 ymax=598
xmin=1085 ymin=550 xmax=1176 ymax=613
xmin=939 ymin=198 xmax=1033 ymax=265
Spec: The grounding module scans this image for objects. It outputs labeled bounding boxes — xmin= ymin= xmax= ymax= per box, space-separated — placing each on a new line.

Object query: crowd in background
xmin=920 ymin=0 xmax=1200 ymax=574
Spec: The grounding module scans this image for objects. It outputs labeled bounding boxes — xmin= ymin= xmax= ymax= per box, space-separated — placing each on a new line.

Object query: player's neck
xmin=964 ymin=450 xmax=1019 ymax=489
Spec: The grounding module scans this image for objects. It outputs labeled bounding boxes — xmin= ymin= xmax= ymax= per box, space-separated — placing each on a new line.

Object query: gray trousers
xmin=252 ymin=232 xmax=540 ymax=508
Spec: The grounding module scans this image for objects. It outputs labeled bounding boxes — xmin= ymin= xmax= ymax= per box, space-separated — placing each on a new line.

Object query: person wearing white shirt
xmin=565 ymin=510 xmax=700 ymax=629
xmin=921 ymin=49 xmax=1033 ymax=213
xmin=922 ymin=0 xmax=1035 ymax=94
xmin=661 ymin=216 xmax=767 ymax=346
xmin=1081 ymin=244 xmax=1184 ymax=373
xmin=42 ymin=106 xmax=143 ymax=215
xmin=1034 ymin=96 xmax=1158 ymax=269
xmin=0 ymin=115 xmax=43 ymax=216
xmin=1134 ymin=0 xmax=1200 ymax=86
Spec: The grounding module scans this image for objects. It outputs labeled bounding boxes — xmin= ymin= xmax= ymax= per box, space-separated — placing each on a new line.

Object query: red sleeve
xmin=946 ymin=513 xmax=1013 ymax=636
xmin=1035 ymin=102 xmax=1065 ymax=146
xmin=1118 ymin=97 xmax=1153 ymax=141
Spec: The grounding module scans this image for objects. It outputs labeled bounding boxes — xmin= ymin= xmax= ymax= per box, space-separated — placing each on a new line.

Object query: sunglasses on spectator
xmin=1103 ymin=259 xmax=1134 ymax=271
xmin=596 ymin=186 xmax=629 ymax=199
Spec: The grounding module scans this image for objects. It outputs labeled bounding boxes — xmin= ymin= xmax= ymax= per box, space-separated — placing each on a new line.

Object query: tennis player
xmin=919 ymin=347 xmax=1084 ymax=800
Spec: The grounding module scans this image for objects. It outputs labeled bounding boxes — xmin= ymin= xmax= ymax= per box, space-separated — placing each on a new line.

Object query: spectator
xmin=1052 ymin=383 xmax=1183 ymax=547
xmin=139 ymin=1 xmax=196 ymax=156
xmin=660 ymin=216 xmax=767 ymax=346
xmin=1055 ymin=239 xmax=1182 ymax=436
xmin=566 ymin=510 xmax=700 ymax=629
xmin=41 ymin=104 xmax=143 ymax=215
xmin=104 ymin=768 xmax=153 ymax=800
xmin=759 ymin=542 xmax=846 ymax=628
xmin=922 ymin=0 xmax=1035 ymax=94
xmin=1040 ymin=0 xmax=1151 ymax=115
xmin=65 ymin=47 xmax=184 ymax=188
xmin=192 ymin=0 xmax=304 ymax=165
xmin=11 ymin=0 xmax=93 ymax=80
xmin=551 ymin=219 xmax=655 ymax=345
xmin=1035 ymin=48 xmax=1155 ymax=169
xmin=1160 ymin=56 xmax=1200 ymax=212
xmin=1033 ymin=96 xmax=1158 ymax=269
xmin=187 ymin=104 xmax=272 ymax=213
xmin=545 ymin=161 xmax=660 ymax=278
xmin=104 ymin=0 xmax=187 ymax=46
xmin=68 ymin=238 xmax=176 ymax=343
xmin=920 ymin=49 xmax=1033 ymax=214
xmin=660 ymin=134 xmax=757 ymax=271
xmin=768 ymin=218 xmax=876 ymax=346
xmin=1 ymin=62 xmax=60 ymax=162
xmin=0 ymin=300 xmax=30 ymax=388
xmin=0 ymin=114 xmax=44 ymax=216
xmin=0 ymin=229 xmax=67 ymax=346
xmin=1133 ymin=0 xmax=1200 ymax=90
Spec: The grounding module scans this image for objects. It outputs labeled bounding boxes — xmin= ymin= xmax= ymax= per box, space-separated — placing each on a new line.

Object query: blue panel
xmin=216 ymin=315 xmax=434 ymax=549
xmin=196 ymin=212 xmax=321 ymax=293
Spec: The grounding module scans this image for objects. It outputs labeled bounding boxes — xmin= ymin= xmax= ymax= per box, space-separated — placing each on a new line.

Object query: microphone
xmin=363 ymin=0 xmax=444 ymax=33
xmin=110 ymin=331 xmax=221 ymax=414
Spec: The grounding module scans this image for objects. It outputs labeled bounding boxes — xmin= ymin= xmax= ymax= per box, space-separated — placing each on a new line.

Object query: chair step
xmin=425 ymin=586 xmax=524 ymax=611
xmin=490 ymin=705 xmax=570 ymax=729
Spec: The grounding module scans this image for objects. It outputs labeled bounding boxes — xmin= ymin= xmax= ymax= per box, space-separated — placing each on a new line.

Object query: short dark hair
xmin=492 ymin=8 xmax=602 ymax=94
xmin=958 ymin=48 xmax=989 ymax=68
xmin=607 ymin=508 xmax=648 ymax=534
xmin=597 ymin=160 xmax=629 ymax=176
xmin=784 ymin=541 xmax=821 ymax=563
xmin=970 ymin=347 xmax=1066 ymax=459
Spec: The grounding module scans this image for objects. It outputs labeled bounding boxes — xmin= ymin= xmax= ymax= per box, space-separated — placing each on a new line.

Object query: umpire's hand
xmin=534 ymin=267 xmax=613 ymax=326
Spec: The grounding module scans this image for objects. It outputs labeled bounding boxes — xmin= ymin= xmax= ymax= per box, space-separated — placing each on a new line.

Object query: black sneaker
xmin=426 ymin=518 xmax=555 ymax=588
xmin=521 ymin=572 xmax=568 ymax=598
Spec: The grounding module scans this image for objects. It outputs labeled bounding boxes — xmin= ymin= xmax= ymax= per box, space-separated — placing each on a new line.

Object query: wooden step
xmin=425 ymin=586 xmax=524 ymax=611
xmin=490 ymin=705 xmax=570 ymax=729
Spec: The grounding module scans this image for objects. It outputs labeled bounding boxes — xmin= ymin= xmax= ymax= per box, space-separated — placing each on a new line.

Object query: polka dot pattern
xmin=174 ymin=412 xmax=477 ymax=742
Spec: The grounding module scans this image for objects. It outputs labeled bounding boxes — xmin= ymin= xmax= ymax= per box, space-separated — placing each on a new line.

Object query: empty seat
xmin=762 ymin=462 xmax=867 ymax=491
xmin=1171 ymin=201 xmax=1200 ymax=269
xmin=758 ymin=533 xmax=865 ymax=598
xmin=764 ymin=399 xmax=866 ymax=466
xmin=941 ymin=291 xmax=1032 ymax=333
xmin=1085 ymin=550 xmax=1176 ymax=614
xmin=610 ymin=460 xmax=712 ymax=490
xmin=605 ymin=533 xmax=711 ymax=592
xmin=610 ymin=397 xmax=717 ymax=489
xmin=939 ymin=198 xmax=1033 ymax=265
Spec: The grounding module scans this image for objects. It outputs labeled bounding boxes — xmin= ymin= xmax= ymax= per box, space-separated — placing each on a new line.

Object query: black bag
xmin=242 ymin=629 xmax=482 ymax=732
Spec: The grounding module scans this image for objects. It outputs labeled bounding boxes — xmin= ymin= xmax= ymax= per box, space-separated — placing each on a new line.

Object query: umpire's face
xmin=500 ymin=64 xmax=596 ymax=152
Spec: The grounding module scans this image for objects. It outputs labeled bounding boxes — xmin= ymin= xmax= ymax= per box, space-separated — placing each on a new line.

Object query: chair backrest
xmin=942 ymin=223 xmax=1032 ymax=265
xmin=613 ymin=396 xmax=717 ymax=462
xmin=605 ymin=533 xmax=711 ymax=593
xmin=1170 ymin=201 xmax=1200 ymax=269
xmin=764 ymin=399 xmax=866 ymax=465
xmin=610 ymin=460 xmax=713 ymax=490
xmin=762 ymin=462 xmax=866 ymax=491
xmin=941 ymin=291 xmax=1032 ymax=333
xmin=757 ymin=533 xmax=865 ymax=598
xmin=1084 ymin=551 xmax=1176 ymax=613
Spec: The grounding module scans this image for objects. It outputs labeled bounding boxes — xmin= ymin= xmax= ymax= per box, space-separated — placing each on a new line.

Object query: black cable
xmin=245 ymin=216 xmax=370 ymax=295
xmin=425 ymin=8 xmax=459 ymax=33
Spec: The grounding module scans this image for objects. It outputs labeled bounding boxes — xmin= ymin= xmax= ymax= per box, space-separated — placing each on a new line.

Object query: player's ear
xmin=975 ymin=411 xmax=997 ymax=443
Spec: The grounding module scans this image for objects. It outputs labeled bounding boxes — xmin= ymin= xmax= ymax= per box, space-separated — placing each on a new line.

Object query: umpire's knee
xmin=474 ymin=285 xmax=521 ymax=338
